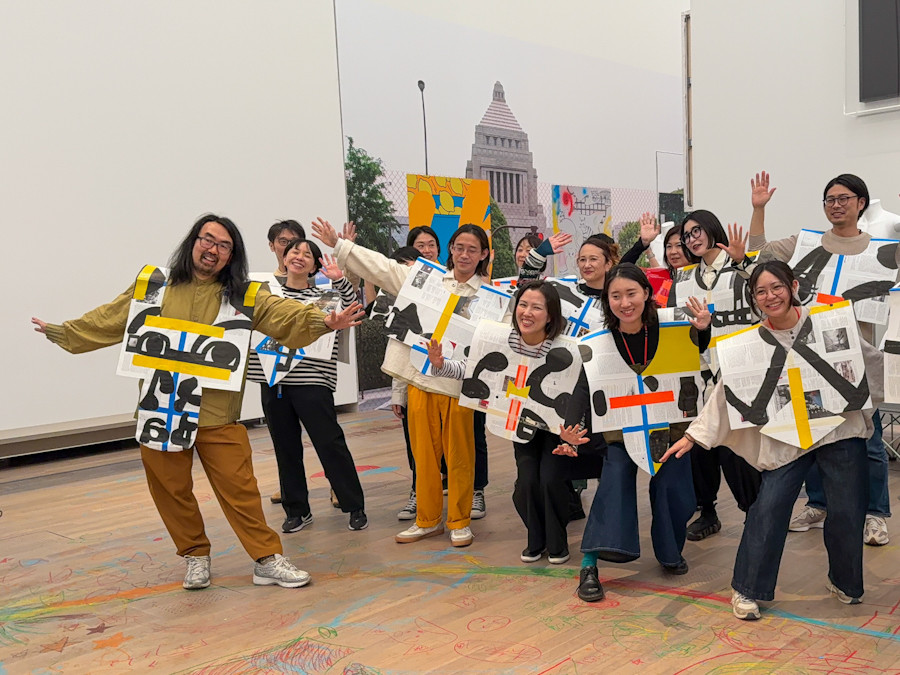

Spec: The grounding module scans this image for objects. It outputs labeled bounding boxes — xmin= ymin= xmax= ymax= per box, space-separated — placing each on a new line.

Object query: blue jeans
xmin=804 ymin=412 xmax=890 ymax=517
xmin=732 ymin=436 xmax=867 ymax=601
xmin=580 ymin=442 xmax=695 ymax=567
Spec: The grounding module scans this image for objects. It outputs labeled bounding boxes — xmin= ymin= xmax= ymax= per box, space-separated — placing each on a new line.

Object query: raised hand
xmin=552 ymin=443 xmax=578 ymax=457
xmin=558 ymin=423 xmax=589 ymax=446
xmin=340 ymin=221 xmax=357 ymax=242
xmin=323 ymin=301 xmax=365 ymax=331
xmin=639 ymin=212 xmax=662 ymax=246
xmin=547 ymin=231 xmax=574 ymax=253
xmin=660 ymin=436 xmax=694 ymax=462
xmin=31 ymin=317 xmax=47 ymax=334
xmin=319 ymin=253 xmax=344 ymax=281
xmin=311 ymin=217 xmax=339 ymax=247
xmin=750 ymin=171 xmax=776 ymax=209
xmin=426 ymin=338 xmax=444 ymax=370
xmin=717 ymin=222 xmax=748 ymax=263
xmin=685 ymin=296 xmax=711 ymax=331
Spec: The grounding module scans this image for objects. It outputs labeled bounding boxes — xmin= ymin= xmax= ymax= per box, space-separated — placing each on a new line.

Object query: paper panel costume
xmin=249 ymin=273 xmax=339 ymax=387
xmin=458 ymin=320 xmax=583 ymax=442
xmin=116 ymin=265 xmax=257 ymax=452
xmin=717 ymin=301 xmax=871 ymax=449
xmin=581 ymin=322 xmax=703 ymax=475
xmin=786 ymin=229 xmax=899 ymax=325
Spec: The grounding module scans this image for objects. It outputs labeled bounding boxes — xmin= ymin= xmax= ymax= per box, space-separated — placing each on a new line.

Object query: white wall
xmin=0 ymin=0 xmax=353 ymax=436
xmin=689 ymin=0 xmax=900 ymax=237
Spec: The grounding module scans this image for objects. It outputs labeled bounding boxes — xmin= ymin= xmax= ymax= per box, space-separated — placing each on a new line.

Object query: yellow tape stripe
xmin=134 ymin=265 xmax=157 ymax=301
xmin=810 ymin=299 xmax=851 ymax=315
xmin=716 ymin=324 xmax=760 ymax=344
xmin=432 ymin=295 xmax=460 ymax=343
xmin=144 ymin=315 xmax=225 ymax=338
xmin=787 ymin=367 xmax=813 ymax=449
xmin=244 ymin=281 xmax=261 ymax=308
xmin=132 ymin=355 xmax=231 ymax=380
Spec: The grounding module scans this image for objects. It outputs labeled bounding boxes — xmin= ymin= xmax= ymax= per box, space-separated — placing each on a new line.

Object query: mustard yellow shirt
xmin=44 ymin=276 xmax=331 ymax=427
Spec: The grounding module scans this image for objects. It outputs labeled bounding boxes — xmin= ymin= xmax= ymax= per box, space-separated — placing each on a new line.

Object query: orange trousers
xmin=140 ymin=423 xmax=282 ymax=560
xmin=407 ymin=386 xmax=475 ymax=530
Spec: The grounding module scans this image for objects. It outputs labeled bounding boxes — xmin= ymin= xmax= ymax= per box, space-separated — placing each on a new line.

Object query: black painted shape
xmin=792 ymin=331 xmax=870 ymax=411
xmin=649 ymin=427 xmax=671 ymax=463
xmin=592 ymin=390 xmax=608 ymax=417
xmin=643 ymin=376 xmax=659 ymax=392
xmin=169 ymin=413 xmax=199 ymax=449
xmin=174 ymin=377 xmax=201 ymax=413
xmin=139 ymin=370 xmax=175 ymax=411
xmin=724 ymin=326 xmax=790 ymax=425
xmin=578 ymin=344 xmax=593 ymax=363
xmin=549 ymin=281 xmax=585 ymax=310
xmin=461 ymin=351 xmax=509 ymax=400
xmin=876 ymin=242 xmax=899 ymax=270
xmin=885 ymin=340 xmax=900 ymax=355
xmin=678 ymin=376 xmax=700 ymax=417
xmin=842 ymin=280 xmax=895 ymax=302
xmin=526 ymin=347 xmax=574 ymax=416
xmin=516 ymin=408 xmax=548 ymax=441
xmin=384 ymin=303 xmax=422 ymax=341
xmin=791 ymin=246 xmax=833 ymax=305
xmin=127 ymin=306 xmax=162 ymax=334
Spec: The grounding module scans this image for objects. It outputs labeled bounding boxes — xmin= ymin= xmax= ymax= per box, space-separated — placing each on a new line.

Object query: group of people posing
xmin=33 ymin=170 xmax=894 ymax=624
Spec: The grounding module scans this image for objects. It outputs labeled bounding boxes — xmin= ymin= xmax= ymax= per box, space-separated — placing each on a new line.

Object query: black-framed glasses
xmin=196 ymin=235 xmax=233 ymax=254
xmin=681 ymin=225 xmax=703 ymax=243
xmin=823 ymin=194 xmax=859 ymax=208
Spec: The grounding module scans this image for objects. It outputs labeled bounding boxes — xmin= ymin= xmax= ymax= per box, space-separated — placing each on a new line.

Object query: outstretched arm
xmin=36 ymin=285 xmax=135 ymax=354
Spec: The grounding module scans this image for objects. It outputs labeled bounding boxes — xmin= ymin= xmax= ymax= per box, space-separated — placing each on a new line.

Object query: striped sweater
xmin=247 ymin=277 xmax=356 ymax=391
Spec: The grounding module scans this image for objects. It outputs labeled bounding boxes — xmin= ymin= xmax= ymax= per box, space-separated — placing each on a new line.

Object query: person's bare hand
xmin=31 ymin=317 xmax=47 ymax=334
xmin=324 ymin=301 xmax=364 ymax=330
xmin=750 ymin=171 xmax=776 ymax=209
xmin=311 ymin=217 xmax=339 ymax=247
xmin=391 ymin=404 xmax=404 ymax=419
xmin=717 ymin=223 xmax=748 ymax=263
xmin=660 ymin=436 xmax=694 ymax=462
xmin=639 ymin=212 xmax=661 ymax=246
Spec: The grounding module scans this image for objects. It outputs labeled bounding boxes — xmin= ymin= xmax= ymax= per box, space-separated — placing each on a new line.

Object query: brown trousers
xmin=140 ymin=423 xmax=282 ymax=560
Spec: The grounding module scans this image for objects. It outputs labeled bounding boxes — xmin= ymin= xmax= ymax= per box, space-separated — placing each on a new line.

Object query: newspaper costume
xmin=716 ymin=301 xmax=871 ymax=449
xmin=457 ymin=320 xmax=582 ymax=441
xmin=580 ymin=320 xmax=704 ymax=475
xmin=116 ymin=265 xmax=258 ymax=451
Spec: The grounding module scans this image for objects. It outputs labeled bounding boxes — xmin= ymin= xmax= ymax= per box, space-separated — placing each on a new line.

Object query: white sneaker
xmin=827 ymin=581 xmax=862 ymax=605
xmin=182 ymin=555 xmax=211 ymax=590
xmin=397 ymin=491 xmax=417 ymax=521
xmin=395 ymin=523 xmax=443 ymax=543
xmin=789 ymin=505 xmax=826 ymax=532
xmin=864 ymin=515 xmax=889 ymax=546
xmin=450 ymin=526 xmax=474 ymax=547
xmin=471 ymin=490 xmax=486 ymax=519
xmin=731 ymin=590 xmax=760 ymax=620
xmin=252 ymin=554 xmax=310 ymax=588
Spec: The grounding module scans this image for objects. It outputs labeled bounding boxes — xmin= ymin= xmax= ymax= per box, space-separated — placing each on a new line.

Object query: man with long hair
xmin=32 ymin=214 xmax=363 ymax=591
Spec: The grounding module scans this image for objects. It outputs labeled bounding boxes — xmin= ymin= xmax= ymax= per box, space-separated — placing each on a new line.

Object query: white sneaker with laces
xmin=731 ymin=590 xmax=760 ymax=620
xmin=788 ymin=505 xmax=826 ymax=532
xmin=183 ymin=555 xmax=211 ymax=590
xmin=864 ymin=514 xmax=889 ymax=546
xmin=397 ymin=491 xmax=417 ymax=521
xmin=252 ymin=554 xmax=310 ymax=588
xmin=450 ymin=526 xmax=474 ymax=547
xmin=395 ymin=523 xmax=443 ymax=543
xmin=827 ymin=581 xmax=862 ymax=605
xmin=471 ymin=490 xmax=486 ymax=519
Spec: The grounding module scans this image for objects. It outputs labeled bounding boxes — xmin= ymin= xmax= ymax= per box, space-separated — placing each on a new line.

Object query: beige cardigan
xmin=334 ymin=239 xmax=485 ymax=398
xmin=685 ymin=307 xmax=884 ymax=471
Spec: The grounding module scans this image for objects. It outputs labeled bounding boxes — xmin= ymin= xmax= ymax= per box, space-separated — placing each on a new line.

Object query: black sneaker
xmin=663 ymin=557 xmax=689 ymax=575
xmin=686 ymin=512 xmax=721 ymax=541
xmin=282 ymin=513 xmax=313 ymax=533
xmin=348 ymin=510 xmax=368 ymax=531
xmin=577 ymin=566 xmax=605 ymax=602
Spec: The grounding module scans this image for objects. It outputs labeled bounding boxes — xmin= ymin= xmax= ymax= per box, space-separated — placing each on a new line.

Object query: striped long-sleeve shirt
xmin=247 ymin=277 xmax=357 ymax=391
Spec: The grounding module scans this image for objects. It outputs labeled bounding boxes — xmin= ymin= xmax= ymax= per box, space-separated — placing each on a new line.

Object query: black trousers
xmin=260 ymin=384 xmax=364 ymax=517
xmin=513 ymin=430 xmax=575 ymax=556
xmin=691 ymin=444 xmax=761 ymax=513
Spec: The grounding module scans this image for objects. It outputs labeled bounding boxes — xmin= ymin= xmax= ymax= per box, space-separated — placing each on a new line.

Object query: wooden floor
xmin=3 ymin=410 xmax=900 ymax=674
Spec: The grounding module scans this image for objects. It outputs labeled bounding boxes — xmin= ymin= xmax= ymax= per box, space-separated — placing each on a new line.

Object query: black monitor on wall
xmin=859 ymin=0 xmax=900 ymax=102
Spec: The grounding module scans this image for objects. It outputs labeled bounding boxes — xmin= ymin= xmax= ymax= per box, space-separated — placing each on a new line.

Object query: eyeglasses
xmin=823 ymin=194 xmax=859 ymax=208
xmin=196 ymin=235 xmax=233 ymax=254
xmin=275 ymin=237 xmax=296 ymax=247
xmin=681 ymin=225 xmax=704 ymax=243
xmin=753 ymin=283 xmax=787 ymax=300
xmin=451 ymin=244 xmax=482 ymax=256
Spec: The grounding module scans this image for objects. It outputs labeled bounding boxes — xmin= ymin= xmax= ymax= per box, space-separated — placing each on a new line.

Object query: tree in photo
xmin=344 ymin=137 xmax=398 ymax=254
xmin=617 ymin=220 xmax=649 ymax=267
xmin=489 ymin=198 xmax=517 ymax=279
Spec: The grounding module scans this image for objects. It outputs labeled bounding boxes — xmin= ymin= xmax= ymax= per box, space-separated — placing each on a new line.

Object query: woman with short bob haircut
xmin=662 ymin=260 xmax=882 ymax=621
xmin=407 ymin=225 xmax=442 ymax=262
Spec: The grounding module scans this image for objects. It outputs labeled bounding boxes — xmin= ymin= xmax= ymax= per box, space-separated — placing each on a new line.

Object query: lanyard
xmin=619 ymin=325 xmax=648 ymax=366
